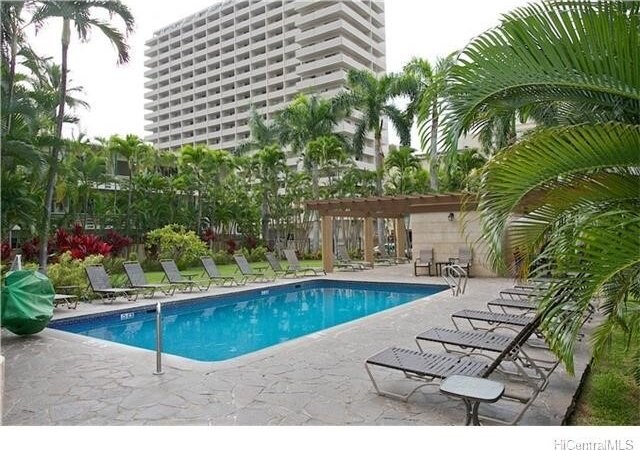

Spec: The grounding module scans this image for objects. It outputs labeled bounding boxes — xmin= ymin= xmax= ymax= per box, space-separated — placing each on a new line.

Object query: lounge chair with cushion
xmin=283 ymin=249 xmax=325 ymax=276
xmin=233 ymin=254 xmax=275 ymax=283
xmin=85 ymin=264 xmax=139 ymax=304
xmin=265 ymin=252 xmax=299 ymax=278
xmin=160 ymin=259 xmax=210 ymax=292
xmin=365 ymin=313 xmax=546 ymax=425
xmin=414 ymin=248 xmax=434 ymax=276
xmin=123 ymin=261 xmax=175 ymax=298
xmin=200 ymin=256 xmax=247 ymax=286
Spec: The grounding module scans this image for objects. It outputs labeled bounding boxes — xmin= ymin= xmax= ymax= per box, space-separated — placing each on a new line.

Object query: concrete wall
xmin=410 ymin=210 xmax=498 ymax=277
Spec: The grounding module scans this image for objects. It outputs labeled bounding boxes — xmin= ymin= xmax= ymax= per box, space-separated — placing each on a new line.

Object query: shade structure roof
xmin=306 ymin=193 xmax=477 ymax=218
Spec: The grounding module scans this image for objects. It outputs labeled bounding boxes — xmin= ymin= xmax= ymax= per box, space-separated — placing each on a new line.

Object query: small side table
xmin=440 ymin=375 xmax=505 ymax=425
xmin=435 ymin=261 xmax=451 ymax=276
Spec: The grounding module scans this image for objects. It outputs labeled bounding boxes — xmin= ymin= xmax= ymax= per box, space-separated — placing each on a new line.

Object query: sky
xmin=26 ymin=0 xmax=530 ymax=148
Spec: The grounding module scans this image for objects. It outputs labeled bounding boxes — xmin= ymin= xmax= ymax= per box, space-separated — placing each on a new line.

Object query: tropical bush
xmin=241 ymin=245 xmax=268 ymax=263
xmin=102 ymin=256 xmax=126 ymax=275
xmin=47 ymin=252 xmax=104 ymax=291
xmin=103 ymin=229 xmax=133 ymax=257
xmin=443 ymin=1 xmax=640 ymax=377
xmin=145 ymin=225 xmax=208 ymax=269
xmin=209 ymin=249 xmax=233 ymax=265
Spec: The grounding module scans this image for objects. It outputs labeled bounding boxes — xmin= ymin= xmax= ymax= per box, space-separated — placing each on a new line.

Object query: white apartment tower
xmin=144 ymin=0 xmax=387 ymax=168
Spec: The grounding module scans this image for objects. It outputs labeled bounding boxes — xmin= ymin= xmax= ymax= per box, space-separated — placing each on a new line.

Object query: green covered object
xmin=1 ymin=270 xmax=54 ymax=335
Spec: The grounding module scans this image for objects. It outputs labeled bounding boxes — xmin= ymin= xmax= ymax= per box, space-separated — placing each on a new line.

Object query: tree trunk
xmin=374 ymin=126 xmax=385 ymax=250
xmin=39 ymin=19 xmax=70 ymax=273
xmin=429 ymin=106 xmax=439 ymax=191
xmin=310 ymin=162 xmax=320 ymax=252
xmin=261 ymin=191 xmax=269 ymax=244
xmin=126 ymin=171 xmax=133 ymax=236
xmin=5 ymin=31 xmax=18 ymax=131
xmin=196 ymin=189 xmax=202 ymax=233
xmin=83 ymin=186 xmax=89 ymax=229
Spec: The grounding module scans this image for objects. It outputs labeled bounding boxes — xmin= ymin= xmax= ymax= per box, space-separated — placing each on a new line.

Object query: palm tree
xmin=31 ymin=0 xmax=134 ymax=271
xmin=276 ymin=94 xmax=345 ymax=250
xmin=68 ymin=135 xmax=106 ymax=228
xmin=307 ymin=135 xmax=348 ymax=192
xmin=253 ymin=145 xmax=286 ymax=243
xmin=108 ymin=134 xmax=152 ymax=238
xmin=236 ymin=109 xmax=280 ymax=154
xmin=1 ymin=0 xmax=31 ymax=132
xmin=384 ymin=146 xmax=421 ymax=195
xmin=334 ymin=69 xmax=413 ymax=245
xmin=179 ymin=144 xmax=220 ymax=233
xmin=447 ymin=1 xmax=640 ymax=377
xmin=406 ymin=55 xmax=455 ymax=191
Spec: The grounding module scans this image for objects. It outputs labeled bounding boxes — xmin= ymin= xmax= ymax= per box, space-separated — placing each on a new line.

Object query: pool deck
xmin=1 ymin=265 xmax=594 ymax=425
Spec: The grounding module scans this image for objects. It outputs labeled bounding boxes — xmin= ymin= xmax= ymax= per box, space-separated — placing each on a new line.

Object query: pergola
xmin=306 ymin=194 xmax=477 ymax=273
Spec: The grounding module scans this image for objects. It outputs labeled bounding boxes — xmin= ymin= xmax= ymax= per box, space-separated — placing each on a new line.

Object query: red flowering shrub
xmin=226 ymin=238 xmax=237 ymax=254
xmin=104 ymin=229 xmax=133 ymax=256
xmin=68 ymin=234 xmax=112 ymax=259
xmin=1 ymin=241 xmax=13 ymax=262
xmin=50 ymin=224 xmax=112 ymax=260
xmin=243 ymin=235 xmax=258 ymax=250
xmin=201 ymin=227 xmax=216 ymax=244
xmin=21 ymin=238 xmax=39 ymax=262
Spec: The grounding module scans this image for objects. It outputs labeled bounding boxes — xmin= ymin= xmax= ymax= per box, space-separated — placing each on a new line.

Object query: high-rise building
xmin=144 ymin=0 xmax=387 ymax=169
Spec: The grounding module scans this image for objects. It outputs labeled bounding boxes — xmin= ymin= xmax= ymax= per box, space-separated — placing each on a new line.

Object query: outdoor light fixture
xmin=448 ymin=213 xmax=455 ymax=222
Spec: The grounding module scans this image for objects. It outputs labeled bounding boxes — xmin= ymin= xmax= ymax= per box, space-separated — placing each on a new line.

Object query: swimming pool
xmin=49 ymin=280 xmax=445 ymax=362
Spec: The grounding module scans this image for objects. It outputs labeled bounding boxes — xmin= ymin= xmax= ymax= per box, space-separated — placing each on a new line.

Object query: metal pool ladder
xmin=443 ymin=264 xmax=468 ymax=297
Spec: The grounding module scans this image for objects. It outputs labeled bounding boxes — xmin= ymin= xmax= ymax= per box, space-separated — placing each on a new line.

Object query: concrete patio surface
xmin=1 ymin=265 xmax=593 ymax=425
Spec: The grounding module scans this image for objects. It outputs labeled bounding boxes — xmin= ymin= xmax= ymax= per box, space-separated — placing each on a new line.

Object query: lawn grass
xmin=570 ymin=329 xmax=640 ymax=425
xmin=141 ymin=259 xmax=323 ymax=284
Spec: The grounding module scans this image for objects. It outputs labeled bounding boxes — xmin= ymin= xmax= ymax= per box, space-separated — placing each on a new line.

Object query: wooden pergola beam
xmin=306 ymin=194 xmax=477 ymax=218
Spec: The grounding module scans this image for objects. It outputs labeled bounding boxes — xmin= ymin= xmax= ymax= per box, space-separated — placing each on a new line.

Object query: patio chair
xmin=499 ymin=287 xmax=545 ymax=300
xmin=233 ymin=254 xmax=275 ymax=283
xmin=373 ymin=244 xmax=396 ymax=266
xmin=365 ymin=312 xmax=546 ymax=425
xmin=487 ymin=297 xmax=537 ymax=313
xmin=283 ymin=249 xmax=325 ymax=276
xmin=200 ymin=256 xmax=247 ymax=286
xmin=451 ymin=309 xmax=534 ymax=332
xmin=160 ymin=259 xmax=210 ymax=292
xmin=85 ymin=264 xmax=139 ymax=304
xmin=123 ymin=261 xmax=175 ymax=298
xmin=54 ymin=293 xmax=78 ymax=309
xmin=414 ymin=248 xmax=433 ymax=276
xmin=336 ymin=245 xmax=373 ymax=270
xmin=415 ymin=325 xmax=559 ymax=390
xmin=452 ymin=247 xmax=473 ymax=276
xmin=265 ymin=252 xmax=299 ymax=278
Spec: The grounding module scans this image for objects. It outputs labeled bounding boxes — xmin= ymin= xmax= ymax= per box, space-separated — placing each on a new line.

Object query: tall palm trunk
xmin=126 ymin=170 xmax=133 ymax=235
xmin=39 ymin=18 xmax=70 ymax=272
xmin=261 ymin=190 xmax=269 ymax=243
xmin=5 ymin=32 xmax=18 ymax=131
xmin=429 ymin=106 xmax=439 ymax=191
xmin=196 ymin=189 xmax=202 ymax=233
xmin=83 ymin=184 xmax=89 ymax=229
xmin=374 ymin=126 xmax=385 ymax=249
xmin=310 ymin=161 xmax=320 ymax=252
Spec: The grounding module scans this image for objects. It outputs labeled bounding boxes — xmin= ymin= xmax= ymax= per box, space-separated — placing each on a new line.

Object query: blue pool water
xmin=50 ymin=280 xmax=445 ymax=362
